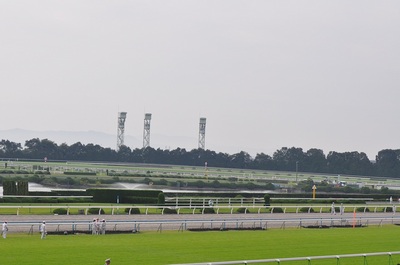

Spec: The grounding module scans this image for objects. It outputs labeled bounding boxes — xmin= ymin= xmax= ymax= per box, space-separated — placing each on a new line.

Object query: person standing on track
xmin=101 ymin=219 xmax=106 ymax=235
xmin=40 ymin=221 xmax=46 ymax=239
xmin=92 ymin=218 xmax=97 ymax=235
xmin=2 ymin=221 xmax=8 ymax=239
xmin=96 ymin=218 xmax=101 ymax=235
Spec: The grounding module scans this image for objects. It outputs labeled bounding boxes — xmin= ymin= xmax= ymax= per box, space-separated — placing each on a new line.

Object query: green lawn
xmin=0 ymin=202 xmax=392 ymax=215
xmin=2 ymin=225 xmax=400 ymax=264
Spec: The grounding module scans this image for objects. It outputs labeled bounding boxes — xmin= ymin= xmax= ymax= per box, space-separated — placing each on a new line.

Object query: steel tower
xmin=198 ymin=117 xmax=206 ymax=149
xmin=117 ymin=112 xmax=127 ymax=151
xmin=143 ymin=113 xmax=152 ymax=148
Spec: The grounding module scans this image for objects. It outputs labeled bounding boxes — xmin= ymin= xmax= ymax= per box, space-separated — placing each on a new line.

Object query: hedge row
xmin=29 ymin=190 xmax=88 ymax=196
xmin=0 ymin=197 xmax=91 ymax=203
xmin=64 ymin=172 xmax=96 ymax=176
xmin=124 ymin=208 xmax=141 ymax=214
xmin=87 ymin=189 xmax=162 ymax=204
xmin=0 ymin=170 xmax=31 ymax=174
xmin=123 ymin=196 xmax=158 ymax=204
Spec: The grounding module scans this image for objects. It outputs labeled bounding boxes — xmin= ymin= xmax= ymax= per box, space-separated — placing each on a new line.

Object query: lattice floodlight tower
xmin=117 ymin=112 xmax=127 ymax=151
xmin=143 ymin=113 xmax=152 ymax=148
xmin=198 ymin=117 xmax=206 ymax=149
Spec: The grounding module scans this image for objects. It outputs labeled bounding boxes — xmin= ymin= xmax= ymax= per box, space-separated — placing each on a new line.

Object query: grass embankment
xmin=1 ymin=225 xmax=400 ymax=265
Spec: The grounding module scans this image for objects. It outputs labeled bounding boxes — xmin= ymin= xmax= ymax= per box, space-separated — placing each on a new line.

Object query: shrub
xmin=154 ymin=179 xmax=168 ymax=186
xmin=300 ymin=207 xmax=314 ymax=213
xmin=264 ymin=194 xmax=271 ymax=206
xmin=236 ymin=207 xmax=250 ymax=214
xmin=272 ymin=207 xmax=284 ymax=213
xmin=385 ymin=207 xmax=394 ymax=212
xmin=88 ymin=208 xmax=105 ymax=214
xmin=53 ymin=208 xmax=68 ymax=215
xmin=356 ymin=207 xmax=370 ymax=213
xmin=34 ymin=170 xmax=50 ymax=175
xmin=0 ymin=170 xmax=14 ymax=174
xmin=64 ymin=171 xmax=96 ymax=176
xmin=203 ymin=208 xmax=215 ymax=214
xmin=36 ymin=198 xmax=58 ymax=203
xmin=163 ymin=208 xmax=177 ymax=214
xmin=14 ymin=170 xmax=30 ymax=174
xmin=158 ymin=192 xmax=165 ymax=205
xmin=124 ymin=208 xmax=141 ymax=214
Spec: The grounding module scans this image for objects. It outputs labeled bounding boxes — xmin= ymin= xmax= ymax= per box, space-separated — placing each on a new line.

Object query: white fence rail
xmin=169 ymin=251 xmax=400 ymax=265
xmin=5 ymin=216 xmax=400 ymax=234
xmin=164 ymin=197 xmax=375 ymax=208
xmin=0 ymin=204 xmax=397 ymax=215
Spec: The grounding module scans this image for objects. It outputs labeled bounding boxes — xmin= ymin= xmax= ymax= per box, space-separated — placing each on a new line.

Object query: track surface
xmin=2 ymin=212 xmax=399 ymax=234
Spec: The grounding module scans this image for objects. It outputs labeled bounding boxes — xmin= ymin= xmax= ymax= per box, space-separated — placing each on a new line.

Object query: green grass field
xmin=2 ymin=225 xmax=400 ymax=265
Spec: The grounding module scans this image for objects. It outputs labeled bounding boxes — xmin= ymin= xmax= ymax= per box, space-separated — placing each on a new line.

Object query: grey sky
xmin=1 ymin=1 xmax=399 ymax=159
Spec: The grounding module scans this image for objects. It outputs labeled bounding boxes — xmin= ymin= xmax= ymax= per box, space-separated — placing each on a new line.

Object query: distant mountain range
xmin=0 ymin=128 xmax=198 ymax=151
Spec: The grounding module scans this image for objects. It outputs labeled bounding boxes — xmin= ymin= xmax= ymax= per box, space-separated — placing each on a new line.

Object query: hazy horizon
xmin=0 ymin=127 xmax=393 ymax=159
xmin=1 ymin=1 xmax=399 ymax=160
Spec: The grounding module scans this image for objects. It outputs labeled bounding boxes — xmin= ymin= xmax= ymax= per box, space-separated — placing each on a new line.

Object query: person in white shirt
xmin=92 ymin=219 xmax=97 ymax=235
xmin=40 ymin=221 xmax=46 ymax=239
xmin=104 ymin=258 xmax=111 ymax=265
xmin=101 ymin=219 xmax=106 ymax=235
xmin=96 ymin=218 xmax=101 ymax=235
xmin=2 ymin=221 xmax=8 ymax=239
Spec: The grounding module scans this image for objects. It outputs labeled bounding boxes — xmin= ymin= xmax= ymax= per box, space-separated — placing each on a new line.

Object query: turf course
xmin=1 ymin=226 xmax=400 ymax=265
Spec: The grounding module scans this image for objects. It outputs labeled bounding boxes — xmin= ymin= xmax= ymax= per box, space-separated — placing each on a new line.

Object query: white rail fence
xmin=0 ymin=204 xmax=397 ymax=215
xmin=164 ymin=197 xmax=376 ymax=208
xmin=5 ymin=216 xmax=400 ymax=234
xmin=169 ymin=251 xmax=400 ymax=265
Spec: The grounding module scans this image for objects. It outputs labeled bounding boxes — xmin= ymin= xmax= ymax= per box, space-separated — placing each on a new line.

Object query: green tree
xmin=297 ymin=178 xmax=315 ymax=192
xmin=273 ymin=147 xmax=305 ymax=171
xmin=229 ymin=151 xmax=252 ymax=168
xmin=253 ymin=153 xmax=276 ymax=170
xmin=375 ymin=149 xmax=400 ymax=177
xmin=304 ymin=148 xmax=326 ymax=172
xmin=0 ymin=140 xmax=22 ymax=157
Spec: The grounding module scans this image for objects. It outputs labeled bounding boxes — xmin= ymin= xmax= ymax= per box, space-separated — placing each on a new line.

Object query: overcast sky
xmin=1 ymin=1 xmax=399 ymax=159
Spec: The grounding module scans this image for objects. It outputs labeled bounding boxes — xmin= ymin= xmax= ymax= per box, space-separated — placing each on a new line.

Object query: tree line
xmin=1 ymin=138 xmax=400 ymax=178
